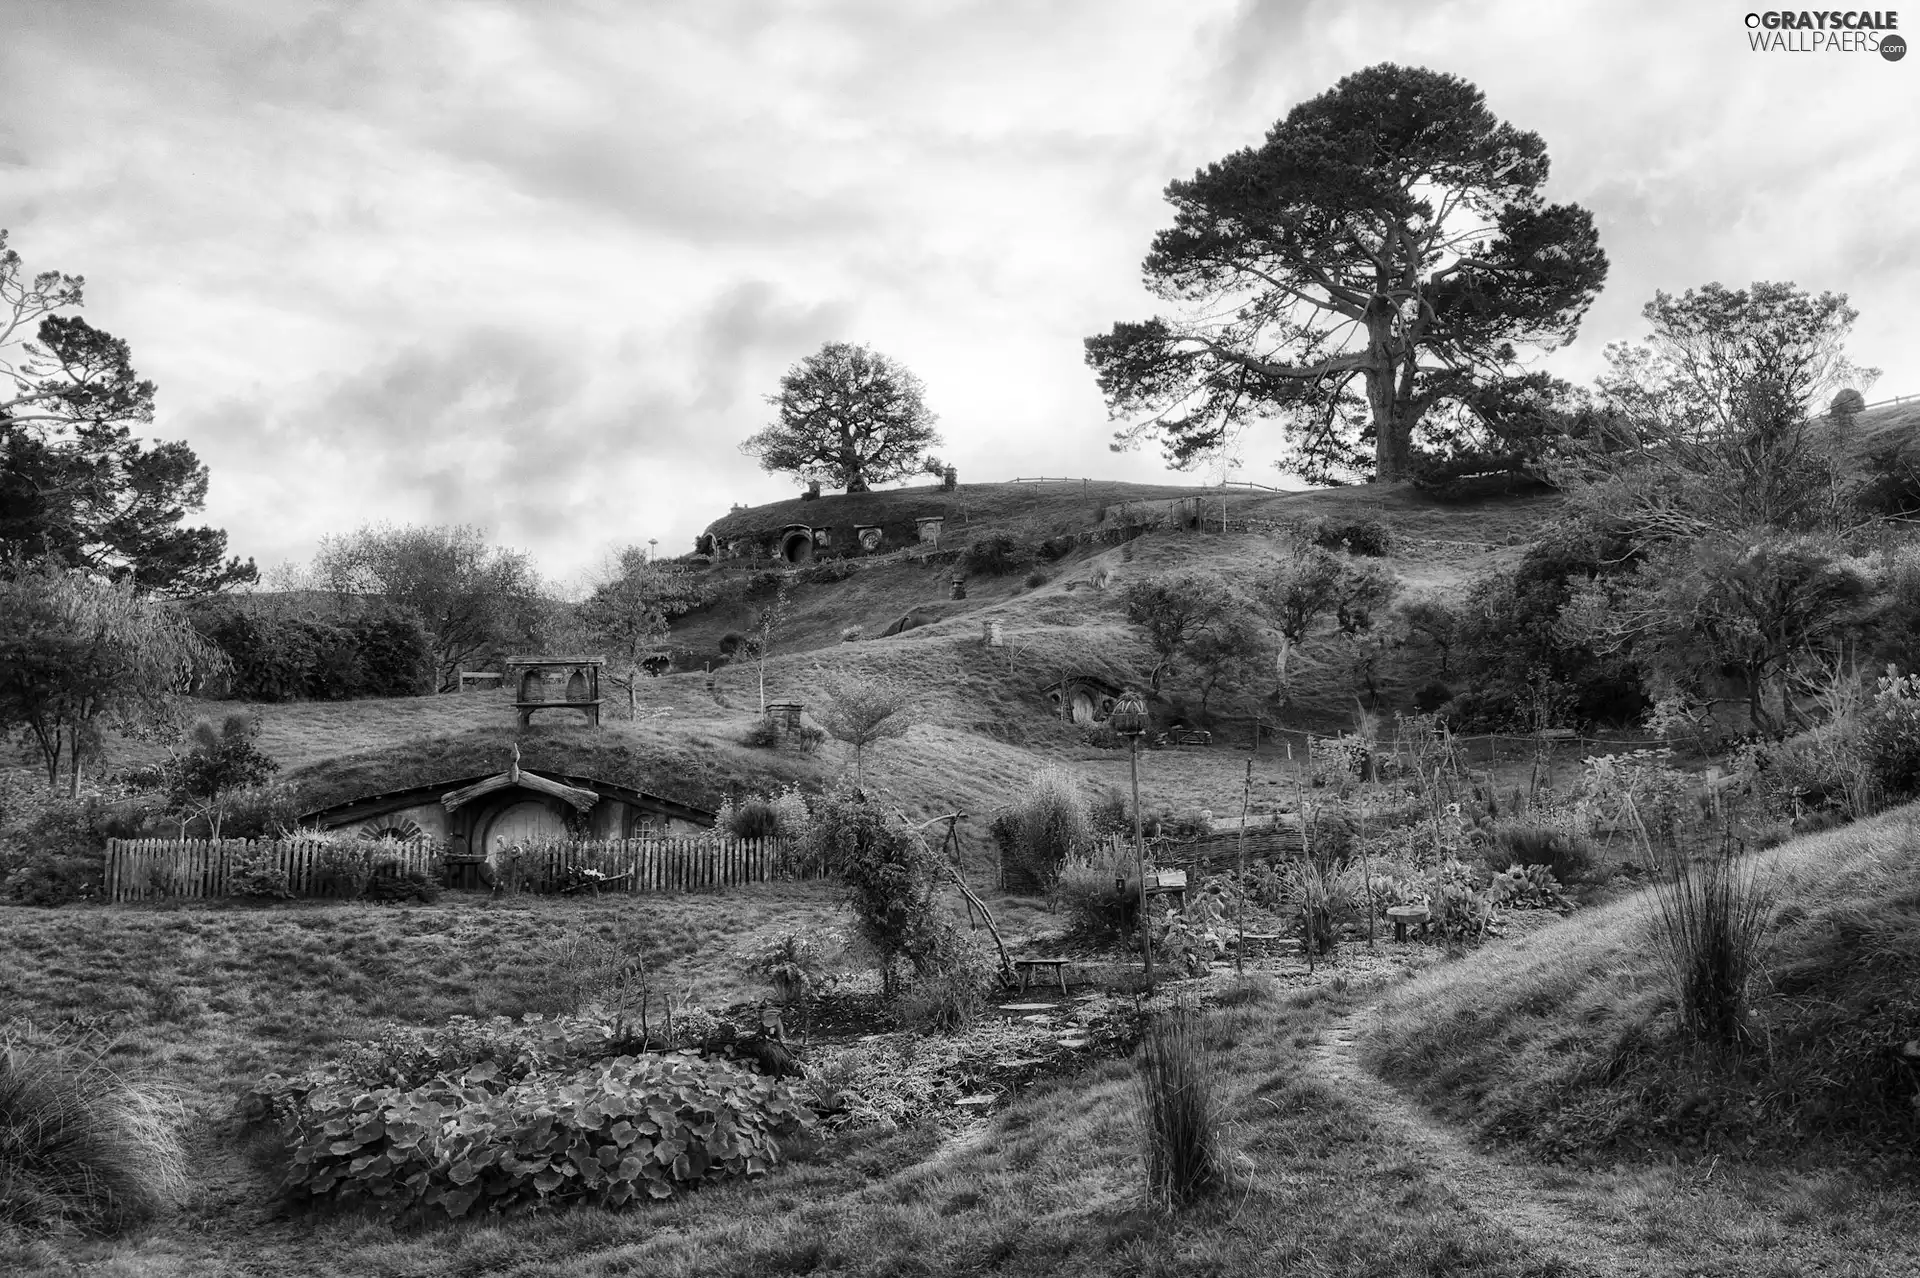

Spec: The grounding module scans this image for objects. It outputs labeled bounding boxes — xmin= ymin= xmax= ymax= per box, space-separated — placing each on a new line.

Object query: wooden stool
xmin=1013 ymin=958 xmax=1070 ymax=996
xmin=1387 ymin=905 xmax=1431 ymax=943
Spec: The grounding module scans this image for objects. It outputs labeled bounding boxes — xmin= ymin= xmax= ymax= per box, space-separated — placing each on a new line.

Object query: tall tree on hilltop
xmin=0 ymin=230 xmax=256 ymax=596
xmin=741 ymin=342 xmax=942 ymax=493
xmin=1085 ymin=64 xmax=1608 ymax=484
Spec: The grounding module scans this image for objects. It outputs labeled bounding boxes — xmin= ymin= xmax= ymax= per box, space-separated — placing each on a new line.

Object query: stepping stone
xmin=999 ymin=1003 xmax=1056 ymax=1013
xmin=1055 ymin=1036 xmax=1090 ymax=1049
xmin=953 ymin=1095 xmax=995 ymax=1108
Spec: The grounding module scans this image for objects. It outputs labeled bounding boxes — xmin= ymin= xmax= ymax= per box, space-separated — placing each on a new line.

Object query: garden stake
xmin=1236 ymin=757 xmax=1251 ymax=977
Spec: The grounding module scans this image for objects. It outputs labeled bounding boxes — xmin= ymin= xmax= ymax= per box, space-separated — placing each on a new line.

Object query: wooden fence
xmin=103 ymin=836 xmax=794 ymax=904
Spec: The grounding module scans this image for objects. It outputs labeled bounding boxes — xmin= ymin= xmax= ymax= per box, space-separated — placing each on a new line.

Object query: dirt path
xmin=1308 ymin=1006 xmax=1690 ymax=1278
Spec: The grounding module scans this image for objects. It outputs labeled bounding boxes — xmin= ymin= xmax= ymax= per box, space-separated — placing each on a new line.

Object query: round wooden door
xmin=485 ymin=800 xmax=563 ymax=856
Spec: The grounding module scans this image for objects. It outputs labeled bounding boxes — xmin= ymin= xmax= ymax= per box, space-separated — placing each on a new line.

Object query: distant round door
xmin=565 ymin=670 xmax=588 ymax=701
xmin=485 ymin=800 xmax=565 ymax=856
xmin=1070 ymin=690 xmax=1097 ymax=723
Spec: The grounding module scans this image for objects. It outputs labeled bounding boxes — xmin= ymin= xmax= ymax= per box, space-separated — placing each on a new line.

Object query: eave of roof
xmin=297 ymin=773 xmax=715 ymax=827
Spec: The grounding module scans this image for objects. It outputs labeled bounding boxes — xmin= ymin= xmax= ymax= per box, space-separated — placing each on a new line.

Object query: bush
xmin=312 ymin=840 xmax=376 ymax=899
xmin=264 ymin=1053 xmax=813 ymax=1220
xmin=0 ymin=1036 xmax=187 ymax=1233
xmin=805 ymin=780 xmax=949 ymax=995
xmin=1134 ymin=1010 xmax=1220 ymax=1209
xmin=1425 ymin=858 xmax=1498 ymax=942
xmin=745 ymin=927 xmax=842 ymax=1002
xmin=1488 ymin=821 xmax=1597 ymax=885
xmin=963 ymin=534 xmax=1032 ymax=576
xmin=740 ymin=719 xmax=781 ymax=749
xmin=195 ymin=604 xmax=432 ymax=701
xmin=790 ymin=724 xmax=826 ymax=754
xmin=1316 ymin=518 xmax=1392 ymax=557
xmin=1489 ymin=863 xmax=1568 ymax=910
xmin=363 ymin=868 xmax=440 ymax=904
xmin=726 ymin=797 xmax=781 ymax=839
xmin=1023 ymin=569 xmax=1050 ymax=589
xmin=895 ymin=933 xmax=999 ymax=1034
xmin=1412 ymin=680 xmax=1454 ymax=714
xmin=802 ymin=558 xmax=858 ymax=585
xmin=1649 ymin=840 xmax=1775 ymax=1050
xmin=1860 ymin=666 xmax=1920 ymax=802
xmin=224 ymin=843 xmax=293 ymax=900
xmin=0 ymin=787 xmax=109 ymax=906
xmin=1059 ymin=861 xmax=1132 ymax=941
xmin=999 ymin=766 xmax=1095 ymax=896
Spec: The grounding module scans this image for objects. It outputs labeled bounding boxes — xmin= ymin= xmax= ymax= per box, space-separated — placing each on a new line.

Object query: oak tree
xmin=1086 ymin=64 xmax=1607 ymax=483
xmin=741 ymin=342 xmax=942 ymax=493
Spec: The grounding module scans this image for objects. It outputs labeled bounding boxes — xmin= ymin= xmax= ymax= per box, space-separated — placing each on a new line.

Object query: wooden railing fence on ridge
xmin=103 ymin=835 xmax=802 ymax=904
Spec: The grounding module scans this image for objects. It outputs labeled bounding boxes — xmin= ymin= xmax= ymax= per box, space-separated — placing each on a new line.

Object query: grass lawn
xmin=7 ymin=856 xmax=1917 ymax=1275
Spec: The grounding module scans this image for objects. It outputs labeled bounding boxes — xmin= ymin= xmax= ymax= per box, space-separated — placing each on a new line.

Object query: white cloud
xmin=2 ymin=0 xmax=1915 ymax=581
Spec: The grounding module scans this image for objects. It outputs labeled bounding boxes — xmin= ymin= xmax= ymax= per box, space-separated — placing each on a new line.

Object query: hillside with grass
xmin=1358 ymin=807 xmax=1920 ymax=1170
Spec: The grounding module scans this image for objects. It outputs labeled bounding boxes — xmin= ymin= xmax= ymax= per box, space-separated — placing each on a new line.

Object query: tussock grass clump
xmin=1649 ymin=836 xmax=1776 ymax=1050
xmin=1134 ymin=1009 xmax=1221 ymax=1209
xmin=0 ymin=1039 xmax=187 ymax=1235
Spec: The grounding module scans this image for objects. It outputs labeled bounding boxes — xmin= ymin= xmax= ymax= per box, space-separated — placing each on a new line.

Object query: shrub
xmin=1649 ymin=839 xmax=1775 ymax=1050
xmin=225 ymin=843 xmax=293 ymax=900
xmin=745 ymin=927 xmax=842 ymax=1002
xmin=0 ymin=1037 xmax=187 ymax=1233
xmin=1134 ymin=1010 xmax=1220 ymax=1209
xmin=803 ymin=558 xmax=858 ymax=585
xmin=1058 ymin=861 xmax=1132 ymax=941
xmin=0 ymin=788 xmax=109 ymax=906
xmin=265 ymin=1053 xmax=813 ymax=1220
xmin=1489 ymin=863 xmax=1568 ymax=910
xmin=1023 ymin=569 xmax=1050 ymax=589
xmin=1425 ymin=858 xmax=1498 ymax=942
xmin=790 ymin=724 xmax=826 ymax=754
xmin=805 ymin=780 xmax=948 ymax=995
xmin=1080 ymin=722 xmax=1125 ymax=750
xmin=362 ymin=867 xmax=440 ymax=904
xmin=740 ymin=719 xmax=781 ymax=749
xmin=839 ymin=624 xmax=864 ymax=642
xmin=1860 ymin=666 xmax=1920 ymax=802
xmin=312 ymin=840 xmax=376 ymax=899
xmin=1412 ymin=680 xmax=1453 ymax=714
xmin=895 ymin=933 xmax=999 ymax=1034
xmin=963 ymin=534 xmax=1032 ymax=576
xmin=1488 ymin=820 xmax=1597 ymax=885
xmin=215 ymin=781 xmax=301 ymax=840
xmin=1000 ymin=766 xmax=1095 ymax=897
xmin=725 ymin=797 xmax=782 ymax=839
xmin=1316 ymin=518 xmax=1392 ymax=557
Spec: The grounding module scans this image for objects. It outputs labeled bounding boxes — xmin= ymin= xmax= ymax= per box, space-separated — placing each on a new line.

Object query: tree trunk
xmin=1364 ymin=316 xmax=1417 ymax=482
xmin=66 ymin=738 xmax=81 ymax=799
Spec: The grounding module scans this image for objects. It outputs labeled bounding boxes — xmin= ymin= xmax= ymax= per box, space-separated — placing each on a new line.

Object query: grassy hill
xmin=1358 ymin=806 xmax=1920 ymax=1170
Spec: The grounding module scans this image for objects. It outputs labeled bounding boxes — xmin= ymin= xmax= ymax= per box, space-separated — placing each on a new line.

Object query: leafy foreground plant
xmin=0 ymin=1038 xmax=187 ymax=1234
xmin=262 ymin=1052 xmax=814 ymax=1220
xmin=1134 ymin=1009 xmax=1220 ymax=1210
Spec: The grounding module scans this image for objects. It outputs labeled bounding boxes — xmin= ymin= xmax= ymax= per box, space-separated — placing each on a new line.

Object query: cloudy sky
xmin=3 ymin=0 xmax=1914 ymax=588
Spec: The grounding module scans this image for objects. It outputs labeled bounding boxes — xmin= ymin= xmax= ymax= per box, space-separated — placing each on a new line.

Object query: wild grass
xmin=1649 ymin=831 xmax=1776 ymax=1050
xmin=0 ymin=1035 xmax=187 ymax=1235
xmin=1133 ymin=1009 xmax=1220 ymax=1209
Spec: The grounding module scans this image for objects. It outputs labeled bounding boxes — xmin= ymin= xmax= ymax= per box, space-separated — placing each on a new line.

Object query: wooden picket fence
xmin=103 ymin=836 xmax=795 ymax=904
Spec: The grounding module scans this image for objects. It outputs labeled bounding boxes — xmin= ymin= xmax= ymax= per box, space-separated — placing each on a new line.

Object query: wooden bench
xmin=1011 ymin=957 xmax=1071 ymax=996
